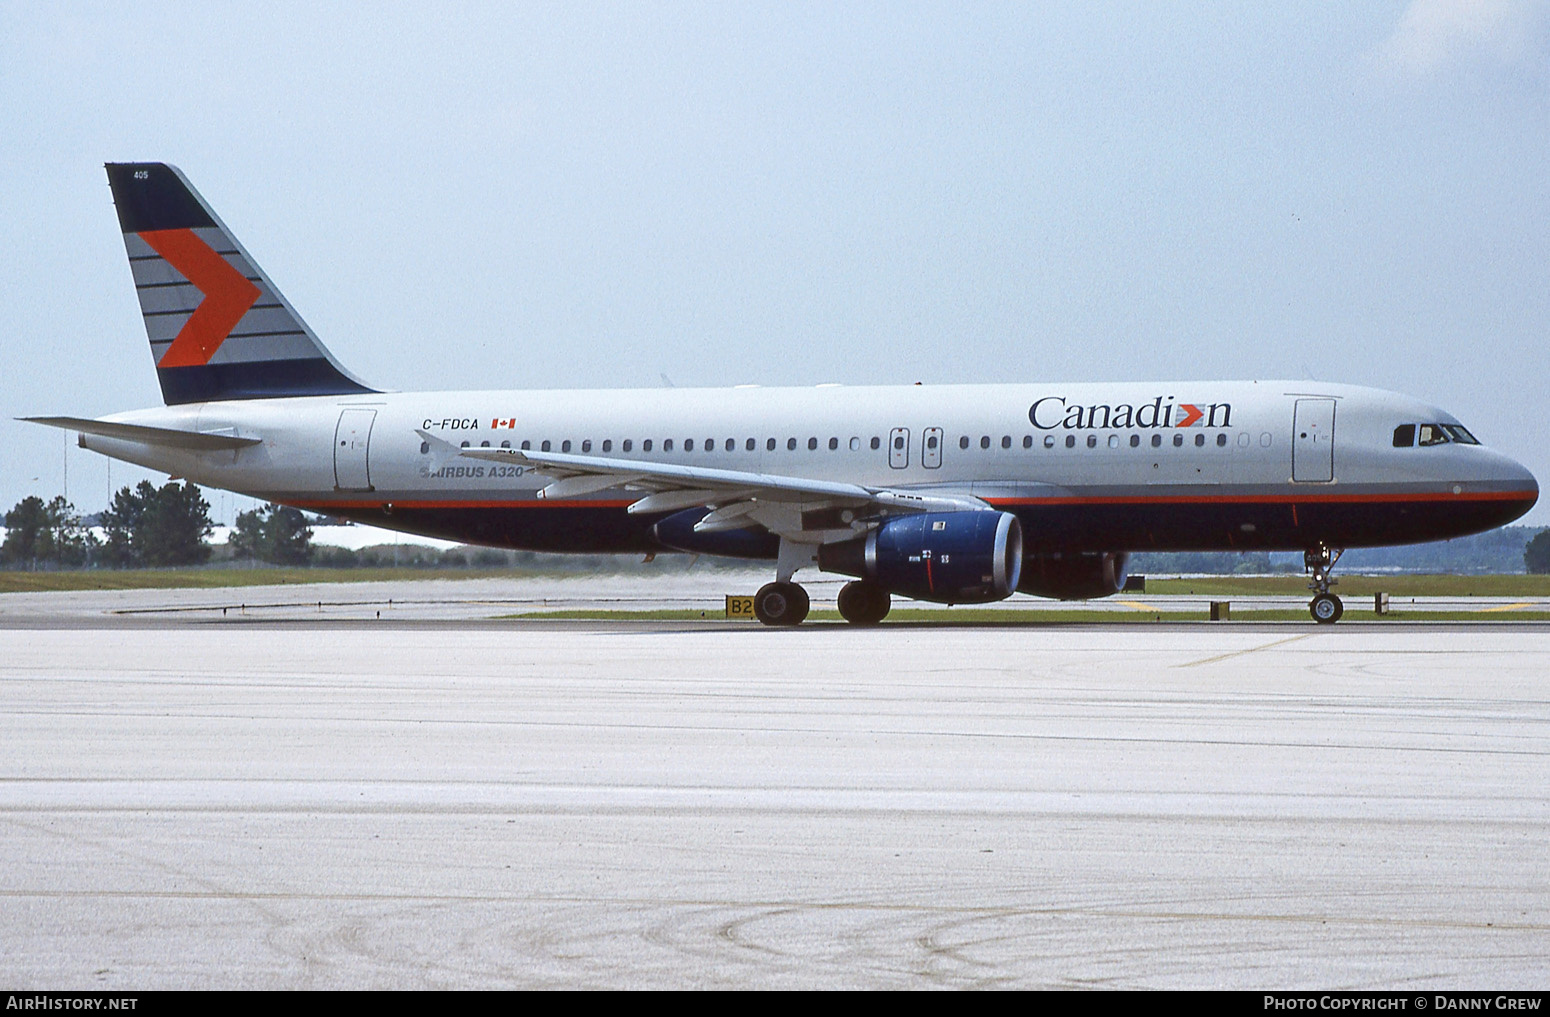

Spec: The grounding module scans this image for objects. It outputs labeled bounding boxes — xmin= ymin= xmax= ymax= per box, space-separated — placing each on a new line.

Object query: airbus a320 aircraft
xmin=25 ymin=164 xmax=1540 ymax=624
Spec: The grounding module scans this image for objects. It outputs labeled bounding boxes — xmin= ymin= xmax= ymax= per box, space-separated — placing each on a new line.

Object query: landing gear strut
xmin=1305 ymin=544 xmax=1344 ymax=624
xmin=754 ymin=581 xmax=809 ymax=626
xmin=837 ymin=581 xmax=891 ymax=625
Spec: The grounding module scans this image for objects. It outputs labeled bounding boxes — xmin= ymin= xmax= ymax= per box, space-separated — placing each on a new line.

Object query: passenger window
xmin=560 ymin=440 xmax=570 ymax=452
xmin=1044 ymin=435 xmax=1055 ymax=449
xmin=1259 ymin=432 xmax=1271 ymax=448
xmin=959 ymin=436 xmax=970 ymax=450
xmin=788 ymin=438 xmax=798 ymax=451
xmin=1173 ymin=434 xmax=1183 ymax=447
xmin=500 ymin=440 xmax=511 ymax=449
xmin=926 ymin=435 xmax=938 ymax=449
xmin=766 ymin=438 xmax=776 ymax=451
xmin=1065 ymin=435 xmax=1076 ymax=448
xmin=601 ymin=439 xmax=611 ymax=452
xmin=1392 ymin=424 xmax=1415 ymax=447
xmin=541 ymin=440 xmax=551 ymax=452
xmin=460 ymin=441 xmax=470 ymax=448
xmin=1107 ymin=435 xmax=1119 ymax=449
xmin=521 ymin=440 xmax=531 ymax=450
xmin=480 ymin=441 xmax=491 ymax=448
xmin=980 ymin=435 xmax=991 ymax=449
xmin=1237 ymin=433 xmax=1249 ymax=448
xmin=685 ymin=439 xmax=694 ymax=451
xmin=1086 ymin=435 xmax=1097 ymax=449
xmin=664 ymin=439 xmax=674 ymax=452
xmin=1023 ymin=435 xmax=1033 ymax=449
xmin=850 ymin=437 xmax=861 ymax=451
xmin=419 ymin=441 xmax=430 ymax=454
xmin=745 ymin=438 xmax=754 ymax=451
xmin=828 ymin=437 xmax=839 ymax=450
xmin=808 ymin=437 xmax=818 ymax=451
xmin=643 ymin=439 xmax=652 ymax=452
xmin=870 ymin=437 xmax=881 ymax=450
xmin=1151 ymin=434 xmax=1161 ymax=448
xmin=1130 ymin=434 xmax=1140 ymax=448
xmin=705 ymin=439 xmax=714 ymax=453
xmin=581 ymin=439 xmax=591 ymax=452
xmin=728 ymin=438 xmax=737 ymax=452
xmin=893 ymin=436 xmax=904 ymax=450
xmin=1195 ymin=433 xmax=1205 ymax=447
xmin=1216 ymin=433 xmax=1227 ymax=447
xmin=622 ymin=439 xmax=633 ymax=452
xmin=1001 ymin=435 xmax=1011 ymax=449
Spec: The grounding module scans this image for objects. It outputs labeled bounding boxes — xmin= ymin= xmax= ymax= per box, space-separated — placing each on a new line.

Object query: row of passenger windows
xmin=442 ymin=436 xmax=888 ymax=453
xmin=1393 ymin=423 xmax=1479 ymax=448
xmin=429 ymin=431 xmax=1270 ymax=454
xmin=959 ymin=432 xmax=1270 ymax=450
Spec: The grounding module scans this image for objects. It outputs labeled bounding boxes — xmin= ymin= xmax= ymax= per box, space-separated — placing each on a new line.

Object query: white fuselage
xmin=80 ymin=379 xmax=1537 ymax=560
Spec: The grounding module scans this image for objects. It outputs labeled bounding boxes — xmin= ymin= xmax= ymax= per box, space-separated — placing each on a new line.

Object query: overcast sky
xmin=2 ymin=1 xmax=1547 ymax=526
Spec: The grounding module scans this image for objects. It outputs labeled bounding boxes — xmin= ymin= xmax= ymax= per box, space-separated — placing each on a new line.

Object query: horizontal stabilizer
xmin=21 ymin=416 xmax=262 ymax=451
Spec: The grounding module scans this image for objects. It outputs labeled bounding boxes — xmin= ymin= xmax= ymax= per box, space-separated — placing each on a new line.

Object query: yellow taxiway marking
xmin=1115 ymin=600 xmax=1156 ymax=611
xmin=1480 ymin=602 xmax=1534 ymax=613
xmin=1177 ymin=633 xmax=1314 ymax=668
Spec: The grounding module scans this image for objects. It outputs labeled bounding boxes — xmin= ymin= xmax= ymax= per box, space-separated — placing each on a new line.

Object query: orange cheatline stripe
xmin=983 ymin=490 xmax=1532 ymax=506
xmin=288 ymin=491 xmax=1533 ymax=512
xmin=138 ymin=229 xmax=261 ymax=368
xmin=290 ymin=499 xmax=637 ymax=510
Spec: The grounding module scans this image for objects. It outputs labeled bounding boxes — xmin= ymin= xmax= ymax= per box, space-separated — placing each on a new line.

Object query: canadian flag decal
xmin=139 ymin=229 xmax=261 ymax=368
xmin=492 ymin=418 xmax=517 ymax=429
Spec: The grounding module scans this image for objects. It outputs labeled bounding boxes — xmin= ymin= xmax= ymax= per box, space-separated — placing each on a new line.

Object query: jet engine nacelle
xmin=651 ymin=507 xmax=781 ymax=559
xmin=1016 ymin=551 xmax=1130 ymax=600
xmin=819 ymin=511 xmax=1023 ymax=604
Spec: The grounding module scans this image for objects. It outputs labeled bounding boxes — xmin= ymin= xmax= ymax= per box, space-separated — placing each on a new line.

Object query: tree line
xmin=0 ymin=483 xmax=318 ymax=570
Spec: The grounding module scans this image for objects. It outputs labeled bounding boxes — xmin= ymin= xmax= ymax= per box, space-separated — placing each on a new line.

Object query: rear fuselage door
xmin=1292 ymin=398 xmax=1335 ymax=483
xmin=889 ymin=427 xmax=910 ymax=469
xmin=334 ymin=408 xmax=377 ymax=491
xmin=922 ymin=427 xmax=943 ymax=469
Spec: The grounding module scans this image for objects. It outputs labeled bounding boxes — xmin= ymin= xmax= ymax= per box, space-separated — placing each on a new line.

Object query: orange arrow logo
xmin=138 ymin=229 xmax=261 ymax=368
xmin=1175 ymin=403 xmax=1204 ymax=427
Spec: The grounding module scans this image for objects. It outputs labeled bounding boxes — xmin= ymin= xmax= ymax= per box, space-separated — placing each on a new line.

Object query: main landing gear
xmin=753 ymin=580 xmax=893 ymax=626
xmin=753 ymin=582 xmax=809 ymax=626
xmin=837 ymin=580 xmax=891 ymax=625
xmin=1305 ymin=544 xmax=1345 ymax=624
xmin=754 ymin=539 xmax=891 ymax=627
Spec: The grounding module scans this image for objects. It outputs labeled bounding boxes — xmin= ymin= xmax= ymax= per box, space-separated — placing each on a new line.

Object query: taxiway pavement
xmin=1 ymin=593 xmax=1547 ymax=987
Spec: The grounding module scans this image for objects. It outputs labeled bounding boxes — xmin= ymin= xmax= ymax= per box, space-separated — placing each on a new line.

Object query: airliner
xmin=24 ymin=163 xmax=1539 ymax=624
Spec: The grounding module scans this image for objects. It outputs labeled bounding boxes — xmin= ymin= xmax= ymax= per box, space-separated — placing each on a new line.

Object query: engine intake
xmin=819 ymin=511 xmax=1023 ymax=604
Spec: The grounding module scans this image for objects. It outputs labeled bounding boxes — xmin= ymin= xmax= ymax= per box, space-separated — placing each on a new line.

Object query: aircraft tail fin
xmin=105 ymin=162 xmax=377 ymax=405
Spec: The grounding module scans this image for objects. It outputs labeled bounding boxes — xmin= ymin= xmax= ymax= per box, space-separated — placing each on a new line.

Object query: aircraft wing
xmin=418 ymin=429 xmax=986 ymax=539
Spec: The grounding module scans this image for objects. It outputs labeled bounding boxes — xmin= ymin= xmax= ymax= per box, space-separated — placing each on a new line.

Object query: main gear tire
xmin=837 ymin=581 xmax=891 ymax=625
xmin=754 ymin=582 xmax=810 ymax=626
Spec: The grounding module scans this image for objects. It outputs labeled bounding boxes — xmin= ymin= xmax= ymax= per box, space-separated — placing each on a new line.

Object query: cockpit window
xmin=1392 ymin=424 xmax=1415 ymax=448
xmin=1411 ymin=423 xmax=1480 ymax=447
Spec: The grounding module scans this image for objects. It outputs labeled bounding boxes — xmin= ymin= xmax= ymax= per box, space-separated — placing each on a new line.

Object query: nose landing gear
xmin=1305 ymin=545 xmax=1344 ymax=624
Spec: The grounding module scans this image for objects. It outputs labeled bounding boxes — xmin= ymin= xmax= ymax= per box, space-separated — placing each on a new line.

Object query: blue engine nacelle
xmin=651 ymin=507 xmax=780 ymax=559
xmin=818 ymin=511 xmax=1023 ymax=604
xmin=1016 ymin=551 xmax=1130 ymax=600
